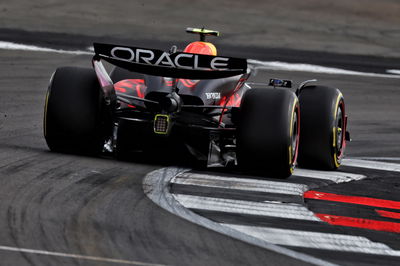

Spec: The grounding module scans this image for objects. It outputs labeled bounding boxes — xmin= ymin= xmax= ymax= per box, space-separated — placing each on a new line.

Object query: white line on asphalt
xmin=172 ymin=172 xmax=308 ymax=195
xmin=0 ymin=245 xmax=165 ymax=266
xmin=0 ymin=40 xmax=398 ymax=79
xmin=351 ymin=157 xmax=400 ymax=161
xmin=173 ymin=194 xmax=320 ymax=221
xmin=0 ymin=41 xmax=92 ymax=55
xmin=293 ymin=168 xmax=366 ymax=183
xmin=224 ymin=224 xmax=400 ymax=257
xmin=342 ymin=158 xmax=400 ymax=172
xmin=248 ymin=59 xmax=400 ymax=79
xmin=386 ymin=69 xmax=400 ymax=75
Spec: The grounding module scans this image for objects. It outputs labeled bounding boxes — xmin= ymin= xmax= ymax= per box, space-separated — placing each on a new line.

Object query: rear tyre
xmin=297 ymin=85 xmax=346 ymax=169
xmin=44 ymin=67 xmax=110 ymax=154
xmin=237 ymin=88 xmax=300 ymax=178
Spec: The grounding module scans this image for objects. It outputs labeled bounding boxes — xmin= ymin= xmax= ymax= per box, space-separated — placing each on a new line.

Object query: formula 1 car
xmin=44 ymin=27 xmax=349 ymax=177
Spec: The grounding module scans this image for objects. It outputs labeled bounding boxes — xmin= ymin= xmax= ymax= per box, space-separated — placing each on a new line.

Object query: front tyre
xmin=237 ymin=88 xmax=300 ymax=178
xmin=297 ymin=86 xmax=346 ymax=169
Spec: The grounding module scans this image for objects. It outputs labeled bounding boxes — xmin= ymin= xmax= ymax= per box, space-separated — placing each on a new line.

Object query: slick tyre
xmin=237 ymin=88 xmax=300 ymax=178
xmin=297 ymin=85 xmax=346 ymax=169
xmin=44 ymin=67 xmax=110 ymax=154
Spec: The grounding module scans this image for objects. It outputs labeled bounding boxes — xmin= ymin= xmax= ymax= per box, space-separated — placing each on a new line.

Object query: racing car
xmin=43 ymin=27 xmax=349 ymax=177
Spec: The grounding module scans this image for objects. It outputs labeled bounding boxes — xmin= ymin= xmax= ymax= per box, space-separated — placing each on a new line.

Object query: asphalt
xmin=1 ymin=50 xmax=317 ymax=266
xmin=1 ymin=44 xmax=399 ymax=265
xmin=1 ymin=0 xmax=400 ymax=265
xmin=0 ymin=0 xmax=399 ymax=57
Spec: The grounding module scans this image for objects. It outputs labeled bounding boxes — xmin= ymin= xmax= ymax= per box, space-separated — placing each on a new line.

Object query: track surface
xmin=1 ymin=46 xmax=400 ymax=265
xmin=1 ymin=1 xmax=400 ymax=265
xmin=161 ymin=162 xmax=400 ymax=266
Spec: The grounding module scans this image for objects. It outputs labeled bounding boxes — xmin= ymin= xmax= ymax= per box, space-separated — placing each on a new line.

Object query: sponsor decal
xmin=205 ymin=92 xmax=221 ymax=100
xmin=110 ymin=47 xmax=229 ymax=70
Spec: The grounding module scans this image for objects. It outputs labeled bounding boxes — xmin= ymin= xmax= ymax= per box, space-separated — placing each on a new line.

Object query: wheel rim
xmin=291 ymin=113 xmax=298 ymax=161
xmin=334 ymin=101 xmax=346 ymax=166
xmin=336 ymin=107 xmax=343 ymax=150
xmin=290 ymin=106 xmax=300 ymax=172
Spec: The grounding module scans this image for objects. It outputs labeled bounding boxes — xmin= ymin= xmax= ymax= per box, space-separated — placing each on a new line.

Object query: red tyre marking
xmin=316 ymin=213 xmax=400 ymax=233
xmin=304 ymin=190 xmax=400 ymax=210
xmin=376 ymin=209 xmax=400 ymax=220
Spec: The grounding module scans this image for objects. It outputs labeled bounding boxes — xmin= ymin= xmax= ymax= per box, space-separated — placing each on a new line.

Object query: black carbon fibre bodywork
xmin=92 ymin=43 xmax=250 ymax=164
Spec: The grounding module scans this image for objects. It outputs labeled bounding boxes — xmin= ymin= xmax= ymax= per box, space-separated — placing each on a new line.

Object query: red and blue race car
xmin=44 ymin=27 xmax=349 ymax=177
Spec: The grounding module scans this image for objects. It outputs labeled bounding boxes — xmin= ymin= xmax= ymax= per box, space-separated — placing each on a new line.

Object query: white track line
xmin=387 ymin=69 xmax=400 ymax=75
xmin=0 ymin=40 xmax=399 ymax=79
xmin=293 ymin=168 xmax=366 ymax=183
xmin=352 ymin=157 xmax=400 ymax=161
xmin=0 ymin=245 xmax=164 ymax=266
xmin=342 ymin=158 xmax=400 ymax=172
xmin=0 ymin=41 xmax=92 ymax=55
xmin=224 ymin=225 xmax=400 ymax=257
xmin=248 ymin=59 xmax=400 ymax=79
xmin=172 ymin=172 xmax=308 ymax=195
xmin=173 ymin=194 xmax=319 ymax=221
xmin=172 ymin=169 xmax=365 ymax=196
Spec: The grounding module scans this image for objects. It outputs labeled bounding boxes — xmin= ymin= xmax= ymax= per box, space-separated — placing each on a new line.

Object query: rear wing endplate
xmin=93 ymin=43 xmax=247 ymax=79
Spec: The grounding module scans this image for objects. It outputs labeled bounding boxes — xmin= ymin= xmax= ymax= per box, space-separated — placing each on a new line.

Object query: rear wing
xmin=93 ymin=43 xmax=247 ymax=79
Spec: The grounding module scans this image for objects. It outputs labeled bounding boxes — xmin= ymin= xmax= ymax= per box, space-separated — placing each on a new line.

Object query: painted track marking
xmin=248 ymin=59 xmax=400 ymax=79
xmin=352 ymin=157 xmax=400 ymax=161
xmin=304 ymin=190 xmax=400 ymax=209
xmin=0 ymin=245 xmax=165 ymax=266
xmin=343 ymin=158 xmax=400 ymax=172
xmin=1 ymin=40 xmax=399 ymax=79
xmin=172 ymin=172 xmax=308 ymax=195
xmin=173 ymin=194 xmax=319 ymax=221
xmin=294 ymin=168 xmax=365 ymax=183
xmin=144 ymin=160 xmax=400 ymax=264
xmin=376 ymin=210 xmax=400 ymax=220
xmin=316 ymin=214 xmax=400 ymax=233
xmin=144 ymin=167 xmax=336 ymax=266
xmin=0 ymin=41 xmax=92 ymax=55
